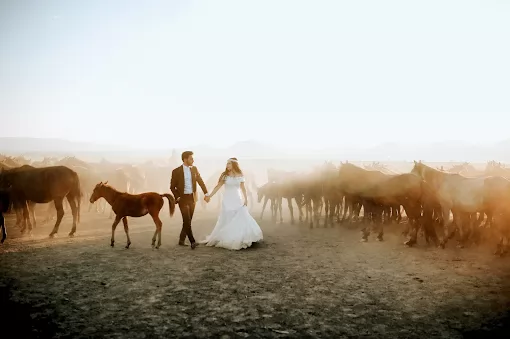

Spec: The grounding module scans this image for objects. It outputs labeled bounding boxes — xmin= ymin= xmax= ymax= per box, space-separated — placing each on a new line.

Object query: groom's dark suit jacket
xmin=170 ymin=165 xmax=208 ymax=203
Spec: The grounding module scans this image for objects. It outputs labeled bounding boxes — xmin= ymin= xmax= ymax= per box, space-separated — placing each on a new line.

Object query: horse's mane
xmin=100 ymin=183 xmax=123 ymax=194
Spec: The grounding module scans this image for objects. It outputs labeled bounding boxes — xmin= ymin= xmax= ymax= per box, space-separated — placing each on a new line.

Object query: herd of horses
xmin=256 ymin=160 xmax=510 ymax=255
xmin=1 ymin=154 xmax=510 ymax=255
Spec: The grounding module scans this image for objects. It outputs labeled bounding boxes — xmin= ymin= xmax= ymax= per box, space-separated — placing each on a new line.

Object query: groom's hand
xmin=204 ymin=196 xmax=210 ymax=203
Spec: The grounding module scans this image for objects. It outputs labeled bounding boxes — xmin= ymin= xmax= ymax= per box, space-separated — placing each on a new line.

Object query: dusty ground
xmin=1 ymin=206 xmax=510 ymax=339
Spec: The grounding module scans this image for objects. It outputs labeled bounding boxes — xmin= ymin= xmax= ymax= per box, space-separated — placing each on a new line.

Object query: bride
xmin=200 ymin=158 xmax=263 ymax=250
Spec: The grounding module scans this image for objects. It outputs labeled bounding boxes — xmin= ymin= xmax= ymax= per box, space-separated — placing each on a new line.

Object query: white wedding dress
xmin=201 ymin=175 xmax=263 ymax=250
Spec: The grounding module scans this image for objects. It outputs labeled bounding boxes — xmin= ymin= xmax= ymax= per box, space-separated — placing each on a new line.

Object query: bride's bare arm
xmin=240 ymin=182 xmax=248 ymax=205
xmin=208 ymin=181 xmax=224 ymax=199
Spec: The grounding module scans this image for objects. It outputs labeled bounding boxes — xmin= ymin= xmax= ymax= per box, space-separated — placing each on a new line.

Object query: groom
xmin=170 ymin=151 xmax=209 ymax=249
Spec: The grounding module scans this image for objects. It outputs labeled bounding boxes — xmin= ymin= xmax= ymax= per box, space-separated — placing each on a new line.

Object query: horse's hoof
xmin=376 ymin=237 xmax=383 ymax=242
xmin=111 ymin=242 xmax=114 ymax=247
xmin=360 ymin=238 xmax=368 ymax=243
xmin=404 ymin=240 xmax=415 ymax=247
xmin=125 ymin=245 xmax=130 ymax=249
xmin=155 ymin=245 xmax=160 ymax=249
xmin=68 ymin=233 xmax=75 ymax=238
xmin=49 ymin=233 xmax=56 ymax=238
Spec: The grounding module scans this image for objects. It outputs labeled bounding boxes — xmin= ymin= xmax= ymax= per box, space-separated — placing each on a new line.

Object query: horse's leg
xmin=296 ymin=196 xmax=304 ymax=222
xmin=335 ymin=200 xmax=340 ymax=223
xmin=316 ymin=198 xmax=322 ymax=228
xmin=260 ymin=197 xmax=269 ymax=220
xmin=270 ymin=199 xmax=276 ymax=222
xmin=287 ymin=198 xmax=295 ymax=225
xmin=495 ymin=234 xmax=505 ymax=256
xmin=48 ymin=198 xmax=65 ymax=238
xmin=278 ymin=197 xmax=283 ymax=223
xmin=21 ymin=201 xmax=32 ymax=235
xmin=341 ymin=197 xmax=349 ymax=223
xmin=29 ymin=202 xmax=36 ymax=229
xmin=66 ymin=195 xmax=78 ymax=237
xmin=323 ymin=198 xmax=329 ymax=227
xmin=43 ymin=202 xmax=54 ymax=223
xmin=403 ymin=203 xmax=422 ymax=246
xmin=332 ymin=200 xmax=339 ymax=225
xmin=483 ymin=211 xmax=493 ymax=228
xmin=122 ymin=217 xmax=131 ymax=249
xmin=376 ymin=206 xmax=384 ymax=241
xmin=110 ymin=215 xmax=122 ymax=247
xmin=14 ymin=201 xmax=22 ymax=228
xmin=150 ymin=212 xmax=163 ymax=249
xmin=454 ymin=212 xmax=466 ymax=248
xmin=308 ymin=201 xmax=313 ymax=228
xmin=439 ymin=206 xmax=454 ymax=248
xmin=109 ymin=206 xmax=113 ymax=219
xmin=0 ymin=213 xmax=6 ymax=244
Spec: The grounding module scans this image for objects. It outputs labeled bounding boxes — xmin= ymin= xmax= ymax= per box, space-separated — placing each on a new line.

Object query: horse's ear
xmin=104 ymin=181 xmax=108 ymax=185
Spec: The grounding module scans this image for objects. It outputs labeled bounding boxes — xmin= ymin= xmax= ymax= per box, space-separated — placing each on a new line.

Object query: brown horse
xmin=89 ymin=182 xmax=176 ymax=249
xmin=0 ymin=189 xmax=10 ymax=243
xmin=0 ymin=165 xmax=81 ymax=238
xmin=337 ymin=162 xmax=392 ymax=223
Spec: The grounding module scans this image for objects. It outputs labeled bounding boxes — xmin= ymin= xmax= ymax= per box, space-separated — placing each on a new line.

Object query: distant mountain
xmin=0 ymin=137 xmax=133 ymax=153
xmin=2 ymin=137 xmax=510 ymax=162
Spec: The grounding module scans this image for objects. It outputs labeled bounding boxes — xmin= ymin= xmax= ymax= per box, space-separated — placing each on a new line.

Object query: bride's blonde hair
xmin=218 ymin=157 xmax=243 ymax=182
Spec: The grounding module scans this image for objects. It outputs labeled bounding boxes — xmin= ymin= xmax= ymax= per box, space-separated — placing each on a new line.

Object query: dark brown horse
xmin=89 ymin=182 xmax=176 ymax=249
xmin=0 ymin=165 xmax=81 ymax=238
xmin=337 ymin=162 xmax=392 ymax=223
xmin=257 ymin=182 xmax=279 ymax=222
xmin=0 ymin=189 xmax=10 ymax=243
xmin=358 ymin=173 xmax=441 ymax=246
xmin=275 ymin=177 xmax=305 ymax=225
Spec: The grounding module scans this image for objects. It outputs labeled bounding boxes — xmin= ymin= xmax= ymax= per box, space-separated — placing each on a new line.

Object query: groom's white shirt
xmin=183 ymin=164 xmax=193 ymax=194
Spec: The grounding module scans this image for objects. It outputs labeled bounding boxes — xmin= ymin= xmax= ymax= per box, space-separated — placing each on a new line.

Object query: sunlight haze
xmin=1 ymin=0 xmax=509 ymax=151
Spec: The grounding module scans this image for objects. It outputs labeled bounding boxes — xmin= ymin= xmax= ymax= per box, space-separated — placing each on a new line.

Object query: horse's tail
xmin=161 ymin=194 xmax=176 ymax=217
xmin=70 ymin=171 xmax=82 ymax=223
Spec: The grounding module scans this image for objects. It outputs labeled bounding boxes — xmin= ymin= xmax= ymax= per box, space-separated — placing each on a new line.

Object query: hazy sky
xmin=1 ymin=0 xmax=509 ymax=150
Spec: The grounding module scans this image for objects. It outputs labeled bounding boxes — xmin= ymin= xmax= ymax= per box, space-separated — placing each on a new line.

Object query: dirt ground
xmin=1 ymin=206 xmax=510 ymax=339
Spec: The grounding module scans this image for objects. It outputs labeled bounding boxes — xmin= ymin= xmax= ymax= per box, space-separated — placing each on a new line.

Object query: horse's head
xmin=0 ymin=168 xmax=13 ymax=189
xmin=410 ymin=160 xmax=425 ymax=177
xmin=257 ymin=184 xmax=267 ymax=203
xmin=90 ymin=181 xmax=108 ymax=203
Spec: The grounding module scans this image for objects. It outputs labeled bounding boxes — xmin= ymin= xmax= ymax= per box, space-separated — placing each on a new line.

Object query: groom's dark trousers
xmin=178 ymin=194 xmax=196 ymax=244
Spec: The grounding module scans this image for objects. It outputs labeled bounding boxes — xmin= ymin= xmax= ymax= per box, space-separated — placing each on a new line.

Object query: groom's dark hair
xmin=181 ymin=151 xmax=193 ymax=162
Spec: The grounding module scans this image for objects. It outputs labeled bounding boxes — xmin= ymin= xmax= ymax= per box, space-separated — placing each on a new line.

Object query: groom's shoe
xmin=191 ymin=242 xmax=198 ymax=250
